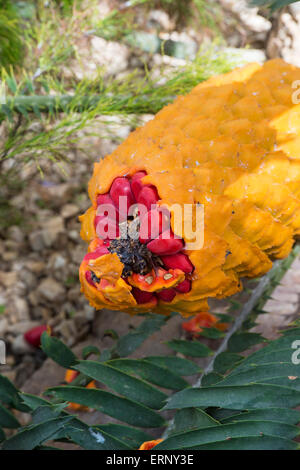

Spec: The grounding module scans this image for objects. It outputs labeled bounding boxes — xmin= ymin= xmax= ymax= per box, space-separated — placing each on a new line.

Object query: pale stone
xmin=37 ymin=278 xmax=66 ymax=303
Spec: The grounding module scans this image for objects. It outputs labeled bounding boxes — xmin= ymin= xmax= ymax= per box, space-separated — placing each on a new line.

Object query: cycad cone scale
xmin=79 ymin=59 xmax=300 ymax=317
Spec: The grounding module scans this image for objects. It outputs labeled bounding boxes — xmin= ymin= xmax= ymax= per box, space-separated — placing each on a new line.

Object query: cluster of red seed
xmin=84 ymin=171 xmax=194 ymax=305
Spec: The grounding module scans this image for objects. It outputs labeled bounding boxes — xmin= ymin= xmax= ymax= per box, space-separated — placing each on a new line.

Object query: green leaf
xmin=0 ymin=427 xmax=5 ymax=442
xmin=166 ymin=339 xmax=212 ymax=357
xmin=19 ymin=393 xmax=50 ymax=411
xmin=6 ymin=76 xmax=17 ymax=93
xmin=32 ymin=103 xmax=42 ymax=120
xmin=57 ymin=420 xmax=133 ymax=450
xmin=32 ymin=404 xmax=68 ymax=425
xmin=227 ymin=335 xmax=300 ymax=376
xmin=24 ymin=77 xmax=34 ymax=93
xmin=218 ymin=362 xmax=300 ymax=386
xmin=282 ymin=326 xmax=300 ymax=336
xmin=156 ymin=420 xmax=299 ymax=450
xmin=74 ymin=360 xmax=167 ymax=409
xmin=209 ymin=408 xmax=241 ymax=421
xmin=99 ymin=349 xmax=112 ymax=362
xmin=172 ymin=408 xmax=219 ymax=435
xmin=165 ymin=383 xmax=300 ymax=411
xmin=23 ymin=403 xmax=135 ymax=450
xmin=184 ymin=435 xmax=298 ymax=450
xmin=47 ymin=386 xmax=165 ymax=428
xmin=108 ymin=358 xmax=188 ymax=390
xmin=0 ymin=375 xmax=27 ymax=411
xmin=95 ymin=424 xmax=152 ymax=449
xmin=251 ymin=0 xmax=299 ymax=12
xmin=213 ymin=352 xmax=243 ymax=374
xmin=145 ymin=356 xmax=200 ymax=376
xmin=41 ymin=332 xmax=77 ymax=369
xmin=214 ymin=313 xmax=234 ymax=323
xmin=82 ymin=346 xmax=100 ymax=360
xmin=1 ymin=104 xmax=13 ymax=123
xmin=201 ymin=372 xmax=223 ymax=386
xmin=115 ymin=314 xmax=167 ymax=357
xmin=2 ymin=416 xmax=74 ymax=450
xmin=65 ymin=422 xmax=132 ymax=450
xmin=262 ymin=376 xmax=300 ymax=390
xmin=221 ymin=408 xmax=300 ymax=426
xmin=16 ymin=104 xmax=29 ymax=119
xmin=0 ymin=403 xmax=20 ymax=429
xmin=197 ymin=327 xmax=225 ymax=339
xmin=228 ymin=332 xmax=264 ymax=353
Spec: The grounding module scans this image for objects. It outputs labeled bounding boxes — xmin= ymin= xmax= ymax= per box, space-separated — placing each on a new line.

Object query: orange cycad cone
xmin=79 ymin=59 xmax=300 ymax=318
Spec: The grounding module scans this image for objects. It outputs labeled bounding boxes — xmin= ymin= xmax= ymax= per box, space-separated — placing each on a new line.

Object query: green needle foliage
xmin=0 ymin=47 xmax=237 ymax=168
xmin=0 ymin=2 xmax=23 ymax=69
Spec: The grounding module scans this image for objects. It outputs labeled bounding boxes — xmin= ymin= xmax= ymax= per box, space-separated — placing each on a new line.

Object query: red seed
xmin=83 ymin=246 xmax=109 ymax=261
xmin=157 ymin=288 xmax=176 ymax=302
xmin=137 ymin=186 xmax=159 ymax=211
xmin=85 ymin=270 xmax=95 ymax=286
xmin=161 ymin=253 xmax=194 ymax=273
xmin=175 ymin=279 xmax=192 ymax=293
xmin=94 ymin=214 xmax=103 ymax=230
xmin=110 ymin=177 xmax=135 ymax=218
xmin=147 ymin=231 xmax=184 ymax=255
xmin=24 ymin=325 xmax=50 ymax=348
xmin=132 ymin=287 xmax=155 ymax=304
xmin=96 ymin=193 xmax=115 ymax=207
xmin=96 ymin=194 xmax=118 ymax=223
xmin=95 ymin=215 xmax=119 ymax=239
xmin=139 ymin=209 xmax=170 ymax=244
xmin=131 ymin=171 xmax=147 ymax=200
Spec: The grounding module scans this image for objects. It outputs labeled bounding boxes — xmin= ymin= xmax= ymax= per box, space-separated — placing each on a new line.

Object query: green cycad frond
xmin=1 ymin=245 xmax=300 ymax=449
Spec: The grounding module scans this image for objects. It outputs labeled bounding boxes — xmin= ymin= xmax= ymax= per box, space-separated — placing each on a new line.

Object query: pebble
xmin=83 ymin=304 xmax=95 ymax=321
xmin=28 ymin=291 xmax=40 ymax=307
xmin=25 ymin=260 xmax=46 ymax=274
xmin=11 ymin=298 xmax=30 ymax=322
xmin=42 ymin=216 xmax=65 ymax=247
xmin=67 ymin=285 xmax=81 ymax=302
xmin=68 ymin=230 xmax=79 ymax=241
xmin=0 ymin=271 xmax=18 ymax=288
xmin=37 ymin=183 xmax=72 ymax=206
xmin=61 ymin=204 xmax=79 ymax=219
xmin=37 ymin=277 xmax=66 ymax=303
xmin=19 ymin=270 xmax=38 ymax=290
xmin=12 ymin=334 xmax=35 ymax=355
xmin=7 ymin=226 xmax=25 ymax=244
xmin=32 ymin=306 xmax=52 ymax=321
xmin=29 ymin=230 xmax=45 ymax=252
xmin=0 ymin=318 xmax=8 ymax=337
xmin=47 ymin=253 xmax=67 ymax=271
xmin=7 ymin=321 xmax=40 ymax=335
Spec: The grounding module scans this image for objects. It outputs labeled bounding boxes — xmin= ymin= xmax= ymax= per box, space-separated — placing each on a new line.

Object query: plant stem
xmin=1 ymin=94 xmax=174 ymax=116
